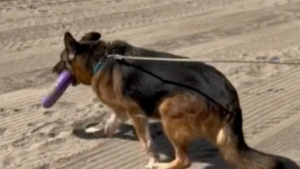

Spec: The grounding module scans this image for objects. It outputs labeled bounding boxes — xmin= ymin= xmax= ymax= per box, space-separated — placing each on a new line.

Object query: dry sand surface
xmin=1 ymin=0 xmax=300 ymax=168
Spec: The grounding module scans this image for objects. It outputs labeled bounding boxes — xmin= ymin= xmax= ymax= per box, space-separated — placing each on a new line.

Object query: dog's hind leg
xmin=127 ymin=112 xmax=160 ymax=169
xmin=152 ymin=118 xmax=191 ymax=169
xmin=151 ymin=94 xmax=200 ymax=169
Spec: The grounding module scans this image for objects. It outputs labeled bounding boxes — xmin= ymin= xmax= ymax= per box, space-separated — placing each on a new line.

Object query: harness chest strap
xmin=93 ymin=62 xmax=103 ymax=74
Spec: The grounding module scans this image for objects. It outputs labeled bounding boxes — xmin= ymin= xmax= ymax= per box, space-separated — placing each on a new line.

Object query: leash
xmin=94 ymin=54 xmax=300 ymax=115
xmin=107 ymin=54 xmax=300 ymax=65
xmin=94 ymin=54 xmax=300 ymax=74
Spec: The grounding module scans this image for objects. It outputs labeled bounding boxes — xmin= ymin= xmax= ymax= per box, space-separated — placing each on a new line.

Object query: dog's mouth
xmin=71 ymin=78 xmax=79 ymax=86
xmin=52 ymin=66 xmax=79 ymax=86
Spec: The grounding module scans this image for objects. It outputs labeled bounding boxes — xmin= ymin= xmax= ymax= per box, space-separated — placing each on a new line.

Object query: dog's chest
xmin=92 ymin=71 xmax=127 ymax=112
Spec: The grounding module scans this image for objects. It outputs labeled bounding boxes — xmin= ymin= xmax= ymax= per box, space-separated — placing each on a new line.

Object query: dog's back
xmin=107 ymin=40 xmax=240 ymax=117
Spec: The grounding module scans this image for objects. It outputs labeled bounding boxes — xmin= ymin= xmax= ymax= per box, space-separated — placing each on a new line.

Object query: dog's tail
xmin=216 ymin=109 xmax=284 ymax=169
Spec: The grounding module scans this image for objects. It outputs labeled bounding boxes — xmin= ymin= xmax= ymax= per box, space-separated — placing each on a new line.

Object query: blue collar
xmin=93 ymin=62 xmax=103 ymax=74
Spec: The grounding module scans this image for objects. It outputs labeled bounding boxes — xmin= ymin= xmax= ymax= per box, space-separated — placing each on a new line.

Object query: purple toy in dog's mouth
xmin=41 ymin=70 xmax=73 ymax=108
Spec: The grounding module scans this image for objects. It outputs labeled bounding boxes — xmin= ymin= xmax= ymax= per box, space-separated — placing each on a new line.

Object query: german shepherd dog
xmin=52 ymin=31 xmax=284 ymax=169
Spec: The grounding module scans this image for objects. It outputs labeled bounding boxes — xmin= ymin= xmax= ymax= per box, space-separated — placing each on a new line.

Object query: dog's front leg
xmin=128 ymin=113 xmax=160 ymax=169
xmin=85 ymin=110 xmax=128 ymax=137
xmin=103 ymin=111 xmax=128 ymax=137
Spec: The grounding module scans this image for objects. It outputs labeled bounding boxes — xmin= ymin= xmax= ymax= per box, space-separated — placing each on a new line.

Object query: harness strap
xmin=93 ymin=62 xmax=103 ymax=74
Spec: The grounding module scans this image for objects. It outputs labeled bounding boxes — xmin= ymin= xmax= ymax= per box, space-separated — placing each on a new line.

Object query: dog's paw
xmin=145 ymin=158 xmax=159 ymax=169
xmin=145 ymin=163 xmax=158 ymax=169
xmin=85 ymin=126 xmax=101 ymax=133
xmin=84 ymin=126 xmax=108 ymax=138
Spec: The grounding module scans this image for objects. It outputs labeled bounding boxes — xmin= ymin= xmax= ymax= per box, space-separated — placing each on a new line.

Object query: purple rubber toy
xmin=41 ymin=70 xmax=73 ymax=108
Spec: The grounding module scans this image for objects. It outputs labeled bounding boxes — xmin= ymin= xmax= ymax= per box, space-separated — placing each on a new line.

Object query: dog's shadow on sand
xmin=72 ymin=122 xmax=300 ymax=169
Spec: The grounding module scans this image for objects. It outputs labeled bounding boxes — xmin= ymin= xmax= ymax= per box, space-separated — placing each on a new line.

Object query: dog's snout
xmin=52 ymin=61 xmax=68 ymax=75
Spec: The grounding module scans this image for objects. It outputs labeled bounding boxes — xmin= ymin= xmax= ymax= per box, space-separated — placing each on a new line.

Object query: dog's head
xmin=52 ymin=31 xmax=108 ymax=86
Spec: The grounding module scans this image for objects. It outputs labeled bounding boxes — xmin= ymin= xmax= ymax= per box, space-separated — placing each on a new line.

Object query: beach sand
xmin=0 ymin=0 xmax=300 ymax=168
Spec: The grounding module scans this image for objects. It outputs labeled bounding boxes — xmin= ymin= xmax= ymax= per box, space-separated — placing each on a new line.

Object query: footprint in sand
xmin=11 ymin=120 xmax=66 ymax=148
xmin=0 ymin=127 xmax=6 ymax=136
xmin=30 ymin=120 xmax=65 ymax=138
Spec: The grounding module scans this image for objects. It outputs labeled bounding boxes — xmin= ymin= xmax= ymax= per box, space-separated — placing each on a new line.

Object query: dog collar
xmin=93 ymin=62 xmax=103 ymax=74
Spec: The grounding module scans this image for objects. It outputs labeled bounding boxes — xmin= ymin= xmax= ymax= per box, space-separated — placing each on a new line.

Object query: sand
xmin=0 ymin=0 xmax=300 ymax=168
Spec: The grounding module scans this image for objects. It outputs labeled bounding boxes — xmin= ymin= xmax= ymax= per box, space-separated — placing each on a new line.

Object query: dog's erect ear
xmin=80 ymin=32 xmax=101 ymax=41
xmin=109 ymin=40 xmax=129 ymax=55
xmin=64 ymin=32 xmax=79 ymax=53
xmin=90 ymin=41 xmax=108 ymax=56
